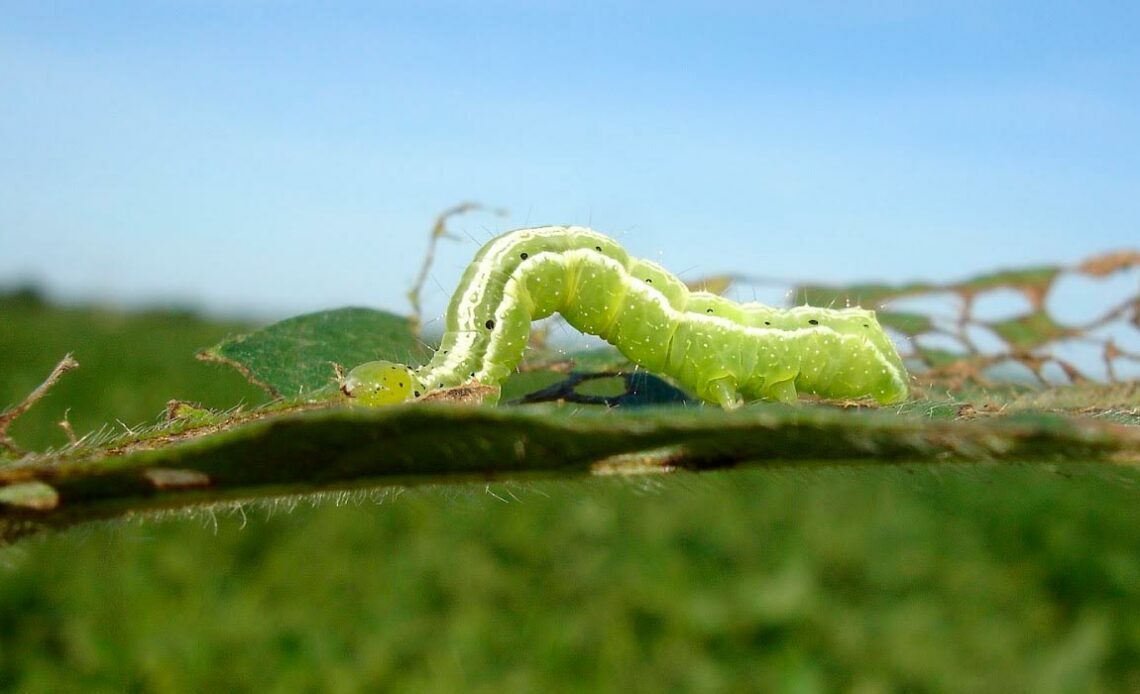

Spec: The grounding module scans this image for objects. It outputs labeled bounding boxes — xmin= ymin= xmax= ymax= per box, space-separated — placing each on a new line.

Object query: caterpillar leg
xmin=707 ymin=378 xmax=743 ymax=410
xmin=341 ymin=361 xmax=417 ymax=406
xmin=765 ymin=379 xmax=798 ymax=404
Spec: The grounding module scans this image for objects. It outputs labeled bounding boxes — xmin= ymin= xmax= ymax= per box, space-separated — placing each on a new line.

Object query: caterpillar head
xmin=341 ymin=360 xmax=419 ymax=406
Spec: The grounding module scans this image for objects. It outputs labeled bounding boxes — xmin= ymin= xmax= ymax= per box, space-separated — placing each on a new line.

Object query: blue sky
xmin=1 ymin=1 xmax=1137 ymax=323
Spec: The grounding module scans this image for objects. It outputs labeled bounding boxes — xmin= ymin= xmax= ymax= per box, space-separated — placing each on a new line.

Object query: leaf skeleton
xmin=342 ymin=226 xmax=910 ymax=409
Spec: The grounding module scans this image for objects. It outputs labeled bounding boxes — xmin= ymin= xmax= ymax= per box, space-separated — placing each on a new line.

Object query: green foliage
xmin=3 ymin=462 xmax=1140 ymax=689
xmin=199 ymin=307 xmax=432 ymax=398
xmin=0 ymin=296 xmax=267 ymax=451
xmin=2 ymin=298 xmax=1140 ymax=689
xmin=5 ymin=307 xmax=1137 ymax=543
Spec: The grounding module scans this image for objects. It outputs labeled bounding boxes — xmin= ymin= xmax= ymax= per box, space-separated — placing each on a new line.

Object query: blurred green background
xmin=2 ymin=289 xmax=1140 ymax=692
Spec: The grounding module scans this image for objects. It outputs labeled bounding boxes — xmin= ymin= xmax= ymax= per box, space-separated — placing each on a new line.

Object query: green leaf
xmin=959 ymin=266 xmax=1060 ymax=295
xmin=3 ymin=401 xmax=1137 ymax=544
xmin=989 ymin=311 xmax=1077 ymax=351
xmin=793 ymin=283 xmax=930 ymax=308
xmin=198 ymin=308 xmax=432 ymax=398
xmin=499 ymin=369 xmax=568 ymax=401
xmin=568 ymin=346 xmax=631 ymax=371
xmin=916 ymin=347 xmax=969 ymax=368
xmin=878 ymin=311 xmax=935 ymax=336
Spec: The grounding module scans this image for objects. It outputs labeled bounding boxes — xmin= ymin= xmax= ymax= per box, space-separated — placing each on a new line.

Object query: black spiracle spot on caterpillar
xmin=485 ymin=319 xmax=495 ymax=329
xmin=706 ymin=308 xmax=714 ymax=313
xmin=645 ymin=278 xmax=653 ymax=283
xmin=520 ymin=252 xmax=528 ymax=259
xmin=595 ymin=246 xmax=602 ymax=251
xmin=809 ymin=319 xmax=819 ymax=325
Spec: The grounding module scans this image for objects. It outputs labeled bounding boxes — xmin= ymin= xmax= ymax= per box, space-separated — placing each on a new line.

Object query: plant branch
xmin=406 ymin=202 xmax=507 ymax=335
xmin=0 ymin=354 xmax=79 ymax=455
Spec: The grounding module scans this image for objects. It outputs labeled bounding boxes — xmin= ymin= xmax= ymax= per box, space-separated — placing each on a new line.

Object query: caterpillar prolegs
xmin=343 ymin=226 xmax=910 ymax=408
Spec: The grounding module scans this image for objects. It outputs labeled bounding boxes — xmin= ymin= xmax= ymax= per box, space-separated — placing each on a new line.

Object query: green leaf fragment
xmin=573 ymin=374 xmax=632 ymax=398
xmin=499 ymin=370 xmax=568 ymax=401
xmin=567 ymin=346 xmax=630 ymax=371
xmin=915 ymin=347 xmax=970 ymax=368
xmin=990 ymin=311 xmax=1076 ymax=351
xmin=199 ymin=308 xmax=432 ymax=398
xmin=794 ymin=283 xmax=926 ymax=308
xmin=878 ymin=311 xmax=935 ymax=336
xmin=961 ymin=267 xmax=1060 ymax=295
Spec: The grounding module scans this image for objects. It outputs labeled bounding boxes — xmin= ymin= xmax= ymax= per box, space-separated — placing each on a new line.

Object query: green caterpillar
xmin=343 ymin=226 xmax=910 ymax=408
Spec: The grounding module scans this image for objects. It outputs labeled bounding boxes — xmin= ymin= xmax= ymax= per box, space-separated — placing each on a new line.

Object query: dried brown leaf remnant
xmin=0 ymin=354 xmax=79 ymax=456
xmin=406 ymin=202 xmax=507 ymax=336
xmin=786 ymin=250 xmax=1140 ymax=389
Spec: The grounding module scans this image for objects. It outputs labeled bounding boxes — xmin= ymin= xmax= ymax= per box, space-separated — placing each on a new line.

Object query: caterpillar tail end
xmin=341 ymin=361 xmax=418 ymax=406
